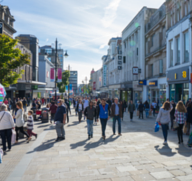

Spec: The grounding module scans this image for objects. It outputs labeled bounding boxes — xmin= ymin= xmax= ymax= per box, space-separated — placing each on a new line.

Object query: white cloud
xmin=99 ymin=44 xmax=107 ymax=49
xmin=101 ymin=0 xmax=122 ymax=28
xmin=46 ymin=38 xmax=49 ymax=42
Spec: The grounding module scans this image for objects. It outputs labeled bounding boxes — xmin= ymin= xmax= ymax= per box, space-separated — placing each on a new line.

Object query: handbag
xmin=183 ymin=124 xmax=188 ymax=134
xmin=173 ymin=120 xmax=179 ymax=129
xmin=154 ymin=122 xmax=160 ymax=132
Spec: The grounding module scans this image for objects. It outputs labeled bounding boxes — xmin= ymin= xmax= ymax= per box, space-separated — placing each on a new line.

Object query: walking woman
xmin=14 ymin=102 xmax=29 ymax=143
xmin=174 ymin=101 xmax=187 ymax=144
xmin=76 ymin=100 xmax=84 ymax=123
xmin=186 ymin=102 xmax=192 ymax=135
xmin=156 ymin=101 xmax=172 ymax=145
xmin=0 ymin=104 xmax=15 ymax=154
xmin=144 ymin=101 xmax=150 ymax=118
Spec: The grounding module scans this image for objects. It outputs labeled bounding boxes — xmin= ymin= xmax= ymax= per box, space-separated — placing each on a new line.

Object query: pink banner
xmin=57 ymin=68 xmax=62 ymax=83
xmin=93 ymin=82 xmax=96 ymax=90
xmin=50 ymin=68 xmax=55 ymax=82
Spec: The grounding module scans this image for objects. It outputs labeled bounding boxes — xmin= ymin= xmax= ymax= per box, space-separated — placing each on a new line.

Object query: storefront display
xmin=159 ymin=84 xmax=166 ymax=107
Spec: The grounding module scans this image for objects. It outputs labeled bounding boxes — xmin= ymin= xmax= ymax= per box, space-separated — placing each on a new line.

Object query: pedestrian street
xmin=1 ymin=109 xmax=192 ymax=181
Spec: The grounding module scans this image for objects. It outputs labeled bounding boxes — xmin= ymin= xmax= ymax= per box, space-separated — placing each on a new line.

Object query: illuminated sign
xmin=149 ymin=81 xmax=158 ymax=86
xmin=138 ymin=80 xmax=146 ymax=85
xmin=182 ymin=71 xmax=187 ymax=78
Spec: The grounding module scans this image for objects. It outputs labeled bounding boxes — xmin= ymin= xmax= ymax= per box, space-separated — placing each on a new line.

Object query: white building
xmin=121 ymin=7 xmax=156 ymax=103
xmin=166 ymin=0 xmax=192 ymax=104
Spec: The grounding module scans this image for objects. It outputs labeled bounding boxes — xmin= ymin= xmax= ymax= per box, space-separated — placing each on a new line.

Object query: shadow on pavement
xmin=154 ymin=145 xmax=177 ymax=157
xmin=67 ymin=122 xmax=79 ymax=127
xmin=38 ymin=124 xmax=50 ymax=128
xmin=175 ymin=144 xmax=192 ymax=157
xmin=70 ymin=139 xmax=88 ymax=150
xmin=26 ymin=138 xmax=56 ymax=154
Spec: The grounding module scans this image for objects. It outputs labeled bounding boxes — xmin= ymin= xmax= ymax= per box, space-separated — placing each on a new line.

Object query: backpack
xmin=187 ymin=132 xmax=192 ymax=147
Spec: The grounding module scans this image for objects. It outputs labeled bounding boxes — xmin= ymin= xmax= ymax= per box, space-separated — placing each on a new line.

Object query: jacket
xmin=50 ymin=104 xmax=58 ymax=114
xmin=84 ymin=106 xmax=96 ymax=120
xmin=15 ymin=109 xmax=24 ymax=127
xmin=187 ymin=107 xmax=192 ymax=123
xmin=76 ymin=103 xmax=84 ymax=112
xmin=97 ymin=103 xmax=110 ymax=119
xmin=138 ymin=104 xmax=144 ymax=111
xmin=128 ymin=104 xmax=135 ymax=112
xmin=156 ymin=108 xmax=171 ymax=124
xmin=111 ymin=103 xmax=123 ymax=118
xmin=0 ymin=111 xmax=15 ymax=130
xmin=170 ymin=103 xmax=176 ymax=117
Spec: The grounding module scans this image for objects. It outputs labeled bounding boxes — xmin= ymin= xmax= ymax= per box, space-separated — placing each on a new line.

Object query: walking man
xmin=111 ymin=98 xmax=122 ymax=136
xmin=83 ymin=97 xmax=89 ymax=120
xmin=54 ymin=99 xmax=66 ymax=142
xmin=84 ymin=101 xmax=96 ymax=139
xmin=97 ymin=98 xmax=110 ymax=140
xmin=128 ymin=100 xmax=135 ymax=121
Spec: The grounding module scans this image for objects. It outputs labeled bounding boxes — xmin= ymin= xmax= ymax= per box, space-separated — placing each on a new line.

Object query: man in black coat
xmin=170 ymin=100 xmax=176 ymax=130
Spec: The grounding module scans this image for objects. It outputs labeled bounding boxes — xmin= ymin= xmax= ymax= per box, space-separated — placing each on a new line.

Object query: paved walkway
xmin=1 ymin=109 xmax=192 ymax=181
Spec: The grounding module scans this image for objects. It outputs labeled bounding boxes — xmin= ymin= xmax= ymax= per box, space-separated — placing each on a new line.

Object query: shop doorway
xmin=175 ymin=84 xmax=182 ymax=102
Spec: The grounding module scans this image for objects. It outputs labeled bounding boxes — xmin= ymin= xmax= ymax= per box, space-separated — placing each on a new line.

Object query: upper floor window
xmin=124 ymin=42 xmax=126 ymax=49
xmin=170 ymin=40 xmax=173 ymax=67
xmin=185 ymin=3 xmax=188 ymax=16
xmin=176 ymin=36 xmax=180 ymax=64
xmin=184 ymin=31 xmax=189 ymax=63
xmin=159 ymin=59 xmax=163 ymax=74
xmin=177 ymin=9 xmax=180 ymax=22
xmin=151 ymin=34 xmax=155 ymax=47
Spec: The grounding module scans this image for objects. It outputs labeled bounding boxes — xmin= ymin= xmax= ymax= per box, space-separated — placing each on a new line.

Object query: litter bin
xmin=41 ymin=108 xmax=49 ymax=123
xmin=31 ymin=107 xmax=37 ymax=120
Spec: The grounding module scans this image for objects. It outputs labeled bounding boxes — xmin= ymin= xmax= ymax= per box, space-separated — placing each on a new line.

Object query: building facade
xmin=145 ymin=3 xmax=167 ymax=106
xmin=121 ymin=7 xmax=156 ymax=104
xmin=69 ymin=71 xmax=78 ymax=94
xmin=166 ymin=0 xmax=192 ymax=104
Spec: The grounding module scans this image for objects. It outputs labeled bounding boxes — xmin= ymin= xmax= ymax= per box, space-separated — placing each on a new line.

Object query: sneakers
xmin=163 ymin=141 xmax=168 ymax=145
xmin=35 ymin=134 xmax=38 ymax=139
xmin=55 ymin=137 xmax=60 ymax=142
xmin=91 ymin=135 xmax=93 ymax=138
xmin=102 ymin=136 xmax=106 ymax=140
xmin=88 ymin=135 xmax=91 ymax=140
xmin=60 ymin=137 xmax=65 ymax=141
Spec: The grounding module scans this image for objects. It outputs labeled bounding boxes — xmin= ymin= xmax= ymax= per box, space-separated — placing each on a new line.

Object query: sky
xmin=3 ymin=0 xmax=164 ymax=84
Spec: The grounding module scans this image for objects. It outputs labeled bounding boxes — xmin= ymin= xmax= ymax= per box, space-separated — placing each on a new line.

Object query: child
xmin=27 ymin=110 xmax=37 ymax=143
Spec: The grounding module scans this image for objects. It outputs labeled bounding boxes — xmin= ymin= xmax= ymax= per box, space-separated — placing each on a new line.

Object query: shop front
xmin=120 ymin=82 xmax=133 ymax=102
xmin=133 ymin=81 xmax=143 ymax=105
xmin=167 ymin=66 xmax=190 ymax=104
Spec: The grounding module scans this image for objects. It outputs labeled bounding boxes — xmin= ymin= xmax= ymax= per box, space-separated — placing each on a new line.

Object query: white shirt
xmin=79 ymin=104 xmax=82 ymax=111
xmin=0 ymin=111 xmax=15 ymax=130
xmin=15 ymin=109 xmax=24 ymax=127
xmin=84 ymin=100 xmax=89 ymax=108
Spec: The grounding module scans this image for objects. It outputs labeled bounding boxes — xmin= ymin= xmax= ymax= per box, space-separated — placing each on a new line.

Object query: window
xmin=48 ymin=57 xmax=51 ymax=62
xmin=177 ymin=10 xmax=180 ymax=21
xmin=123 ymin=56 xmax=126 ymax=63
xmin=45 ymin=48 xmax=52 ymax=54
xmin=176 ymin=37 xmax=180 ymax=64
xmin=124 ymin=42 xmax=126 ymax=49
xmin=170 ymin=40 xmax=173 ymax=67
xmin=136 ymin=48 xmax=138 ymax=56
xmin=159 ymin=59 xmax=163 ymax=74
xmin=184 ymin=31 xmax=189 ymax=63
xmin=185 ymin=3 xmax=187 ymax=16
xmin=151 ymin=34 xmax=155 ymax=47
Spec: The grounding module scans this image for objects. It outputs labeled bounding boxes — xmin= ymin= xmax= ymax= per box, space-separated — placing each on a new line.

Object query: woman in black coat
xmin=186 ymin=102 xmax=192 ymax=135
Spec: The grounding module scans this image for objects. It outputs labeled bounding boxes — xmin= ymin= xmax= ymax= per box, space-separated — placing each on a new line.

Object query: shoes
xmin=102 ymin=136 xmax=106 ymax=140
xmin=60 ymin=137 xmax=65 ymax=141
xmin=113 ymin=133 xmax=116 ymax=135
xmin=91 ymin=135 xmax=93 ymax=138
xmin=35 ymin=134 xmax=38 ymax=139
xmin=118 ymin=134 xmax=122 ymax=136
xmin=163 ymin=141 xmax=168 ymax=145
xmin=27 ymin=137 xmax=31 ymax=143
xmin=55 ymin=137 xmax=60 ymax=142
xmin=88 ymin=135 xmax=91 ymax=140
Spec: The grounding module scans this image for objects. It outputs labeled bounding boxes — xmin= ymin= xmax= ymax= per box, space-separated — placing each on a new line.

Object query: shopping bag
xmin=187 ymin=132 xmax=192 ymax=147
xmin=11 ymin=129 xmax=16 ymax=145
xmin=154 ymin=122 xmax=160 ymax=132
xmin=137 ymin=110 xmax=139 ymax=116
xmin=0 ymin=148 xmax=3 ymax=163
xmin=173 ymin=120 xmax=178 ymax=129
xmin=183 ymin=124 xmax=188 ymax=134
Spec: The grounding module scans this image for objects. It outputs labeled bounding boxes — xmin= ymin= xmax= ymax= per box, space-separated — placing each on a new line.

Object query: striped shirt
xmin=174 ymin=110 xmax=186 ymax=124
xmin=27 ymin=115 xmax=34 ymax=130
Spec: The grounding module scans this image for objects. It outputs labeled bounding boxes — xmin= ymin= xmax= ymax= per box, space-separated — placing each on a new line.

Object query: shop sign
xmin=138 ymin=80 xmax=146 ymax=86
xmin=32 ymin=85 xmax=38 ymax=90
xmin=149 ymin=81 xmax=158 ymax=86
xmin=167 ymin=66 xmax=189 ymax=82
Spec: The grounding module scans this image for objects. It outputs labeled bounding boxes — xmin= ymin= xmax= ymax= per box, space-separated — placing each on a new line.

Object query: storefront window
xmin=147 ymin=89 xmax=151 ymax=104
xmin=169 ymin=84 xmax=175 ymax=101
xmin=183 ymin=83 xmax=189 ymax=105
xmin=115 ymin=90 xmax=120 ymax=99
xmin=159 ymin=84 xmax=166 ymax=107
xmin=134 ymin=91 xmax=142 ymax=106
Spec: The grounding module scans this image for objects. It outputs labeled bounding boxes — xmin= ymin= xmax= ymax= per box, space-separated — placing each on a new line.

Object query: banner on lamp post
xmin=50 ymin=68 xmax=55 ymax=82
xmin=57 ymin=68 xmax=62 ymax=83
xmin=65 ymin=85 xmax=68 ymax=91
xmin=69 ymin=84 xmax=72 ymax=91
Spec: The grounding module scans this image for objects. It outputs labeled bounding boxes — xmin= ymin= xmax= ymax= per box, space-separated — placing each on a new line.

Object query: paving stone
xmin=150 ymin=171 xmax=174 ymax=179
xmin=131 ymin=173 xmax=155 ymax=181
xmin=116 ymin=166 xmax=137 ymax=172
xmin=170 ymin=170 xmax=186 ymax=176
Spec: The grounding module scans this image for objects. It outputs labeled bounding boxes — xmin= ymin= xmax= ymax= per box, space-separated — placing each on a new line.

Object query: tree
xmin=57 ymin=70 xmax=70 ymax=93
xmin=0 ymin=34 xmax=30 ymax=87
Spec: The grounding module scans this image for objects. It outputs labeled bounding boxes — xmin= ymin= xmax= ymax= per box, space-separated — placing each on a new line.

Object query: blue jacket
xmin=98 ymin=104 xmax=109 ymax=119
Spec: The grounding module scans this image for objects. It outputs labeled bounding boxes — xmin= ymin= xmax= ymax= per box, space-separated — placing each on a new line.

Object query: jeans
xmin=56 ymin=122 xmax=65 ymax=138
xmin=186 ymin=122 xmax=191 ymax=135
xmin=153 ymin=108 xmax=156 ymax=116
xmin=130 ymin=112 xmax=133 ymax=120
xmin=87 ymin=119 xmax=93 ymax=136
xmin=16 ymin=126 xmax=29 ymax=141
xmin=145 ymin=109 xmax=149 ymax=118
xmin=100 ymin=118 xmax=108 ymax=137
xmin=0 ymin=129 xmax=12 ymax=151
xmin=113 ymin=116 xmax=121 ymax=134
xmin=139 ymin=111 xmax=143 ymax=119
xmin=161 ymin=124 xmax=169 ymax=142
xmin=51 ymin=113 xmax=55 ymax=122
xmin=78 ymin=111 xmax=82 ymax=122
xmin=177 ymin=124 xmax=184 ymax=142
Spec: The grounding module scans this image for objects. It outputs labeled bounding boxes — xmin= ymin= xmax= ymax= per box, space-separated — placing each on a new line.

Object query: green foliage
xmin=57 ymin=70 xmax=70 ymax=93
xmin=0 ymin=34 xmax=30 ymax=87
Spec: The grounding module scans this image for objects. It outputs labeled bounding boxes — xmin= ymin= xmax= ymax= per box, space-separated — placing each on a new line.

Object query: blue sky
xmin=4 ymin=0 xmax=163 ymax=84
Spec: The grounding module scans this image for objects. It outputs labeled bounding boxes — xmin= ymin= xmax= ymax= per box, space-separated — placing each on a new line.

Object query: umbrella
xmin=0 ymin=84 xmax=6 ymax=106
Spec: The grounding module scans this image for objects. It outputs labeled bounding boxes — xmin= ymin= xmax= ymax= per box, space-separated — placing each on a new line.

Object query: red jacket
xmin=50 ymin=104 xmax=58 ymax=114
